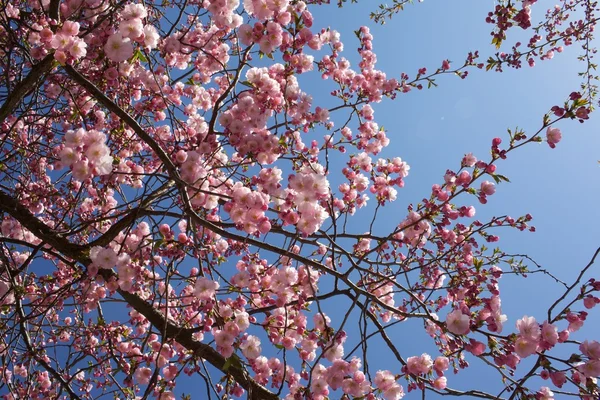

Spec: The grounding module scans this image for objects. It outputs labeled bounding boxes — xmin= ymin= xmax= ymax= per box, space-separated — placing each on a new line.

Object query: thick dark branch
xmin=0 ymin=55 xmax=54 ymax=124
xmin=0 ymin=0 xmax=59 ymax=123
xmin=0 ymin=189 xmax=278 ymax=400
xmin=116 ymin=290 xmax=277 ymax=400
xmin=0 ymin=190 xmax=88 ymax=260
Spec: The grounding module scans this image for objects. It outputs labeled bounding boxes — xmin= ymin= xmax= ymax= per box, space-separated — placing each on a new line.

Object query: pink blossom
xmin=374 ymin=370 xmax=395 ymax=391
xmin=433 ymin=356 xmax=449 ymax=375
xmin=90 ymin=246 xmax=118 ymax=269
xmin=480 ymin=181 xmax=496 ymax=196
xmin=540 ymin=322 xmax=558 ymax=347
xmin=194 ymin=277 xmax=219 ymax=300
xmin=549 ymin=371 xmax=566 ymax=388
xmin=546 ymin=127 xmax=562 ymax=148
xmin=240 ymin=335 xmax=262 ymax=359
xmin=516 ymin=316 xmax=540 ymax=341
xmin=578 ymin=360 xmax=600 ymax=377
xmin=59 ymin=146 xmax=80 ymax=167
xmin=446 ymin=309 xmax=470 ymax=335
xmin=383 ymin=384 xmax=405 ymax=400
xmin=433 ymin=376 xmax=447 ymax=390
xmin=104 ymin=33 xmax=133 ymax=63
xmin=135 ymin=367 xmax=153 ymax=385
xmin=341 ymin=374 xmax=370 ymax=397
xmin=143 ymin=25 xmax=160 ymax=49
xmin=158 ymin=392 xmax=176 ymax=400
xmin=465 ymin=339 xmax=486 ymax=356
xmin=462 ymin=153 xmax=477 ymax=167
xmin=214 ymin=329 xmax=235 ymax=347
xmin=537 ymin=387 xmax=554 ymax=400
xmin=514 ymin=336 xmax=537 ymax=358
xmin=406 ymin=353 xmax=433 ymax=375
xmin=0 ymin=280 xmax=14 ymax=305
xmin=583 ymin=295 xmax=598 ymax=309
xmin=67 ymin=38 xmax=87 ymax=59
xmin=122 ymin=3 xmax=148 ymax=19
xmin=162 ymin=364 xmax=178 ymax=380
xmin=119 ymin=18 xmax=144 ymax=40
xmin=580 ymin=340 xmax=600 ymax=360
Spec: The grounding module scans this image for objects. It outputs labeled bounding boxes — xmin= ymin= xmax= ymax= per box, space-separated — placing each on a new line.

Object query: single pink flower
xmin=546 ymin=127 xmax=562 ymax=148
xmin=104 ymin=33 xmax=133 ymax=63
xmin=446 ymin=309 xmax=470 ymax=335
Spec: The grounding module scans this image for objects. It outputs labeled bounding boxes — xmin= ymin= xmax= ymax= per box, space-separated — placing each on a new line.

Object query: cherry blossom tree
xmin=0 ymin=0 xmax=599 ymax=399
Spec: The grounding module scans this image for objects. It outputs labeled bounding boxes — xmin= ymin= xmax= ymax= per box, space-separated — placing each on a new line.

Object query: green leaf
xmin=132 ymin=49 xmax=148 ymax=63
xmin=496 ymin=174 xmax=510 ymax=183
xmin=222 ymin=354 xmax=243 ymax=372
xmin=222 ymin=357 xmax=233 ymax=371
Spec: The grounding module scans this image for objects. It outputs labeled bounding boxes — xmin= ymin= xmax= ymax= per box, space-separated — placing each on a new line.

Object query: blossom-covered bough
xmin=0 ymin=0 xmax=599 ymax=399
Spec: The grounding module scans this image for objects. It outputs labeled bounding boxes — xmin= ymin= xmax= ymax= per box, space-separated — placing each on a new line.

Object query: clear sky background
xmin=288 ymin=0 xmax=600 ymax=397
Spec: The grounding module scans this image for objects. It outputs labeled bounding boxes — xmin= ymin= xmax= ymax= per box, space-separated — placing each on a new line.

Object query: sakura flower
xmin=540 ymin=322 xmax=558 ymax=347
xmin=580 ymin=340 xmax=600 ymax=360
xmin=462 ymin=153 xmax=477 ymax=167
xmin=59 ymin=146 xmax=80 ymax=167
xmin=104 ymin=33 xmax=133 ymax=63
xmin=93 ymin=155 xmax=114 ymax=176
xmin=50 ymin=33 xmax=71 ymax=50
xmin=433 ymin=376 xmax=447 ymax=390
xmin=0 ymin=280 xmax=14 ymax=305
xmin=433 ymin=356 xmax=449 ymax=375
xmin=90 ymin=246 xmax=118 ymax=269
xmin=214 ymin=329 xmax=235 ymax=357
xmin=546 ymin=127 xmax=562 ymax=148
xmin=537 ymin=387 xmax=554 ymax=400
xmin=549 ymin=371 xmax=566 ymax=388
xmin=310 ymin=378 xmax=329 ymax=397
xmin=158 ymin=392 xmax=176 ymax=400
xmin=67 ymin=38 xmax=87 ymax=59
xmin=86 ymin=142 xmax=109 ymax=161
xmin=374 ymin=370 xmax=395 ymax=391
xmin=60 ymin=21 xmax=80 ymax=36
xmin=119 ymin=18 xmax=144 ymax=40
xmin=578 ymin=360 xmax=600 ymax=377
xmin=406 ymin=353 xmax=433 ymax=375
xmin=341 ymin=372 xmax=370 ymax=397
xmin=480 ymin=181 xmax=496 ymax=196
xmin=143 ymin=25 xmax=160 ymax=49
xmin=65 ymin=128 xmax=85 ymax=147
xmin=122 ymin=3 xmax=148 ymax=19
xmin=516 ymin=316 xmax=541 ymax=341
xmin=446 ymin=309 xmax=470 ymax=335
xmin=383 ymin=384 xmax=405 ymax=400
xmin=240 ymin=335 xmax=261 ymax=359
xmin=194 ymin=277 xmax=219 ymax=300
xmin=514 ymin=336 xmax=538 ymax=358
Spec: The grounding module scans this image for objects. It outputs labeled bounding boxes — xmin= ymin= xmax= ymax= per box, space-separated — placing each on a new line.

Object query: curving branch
xmin=0 ymin=189 xmax=278 ymax=400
